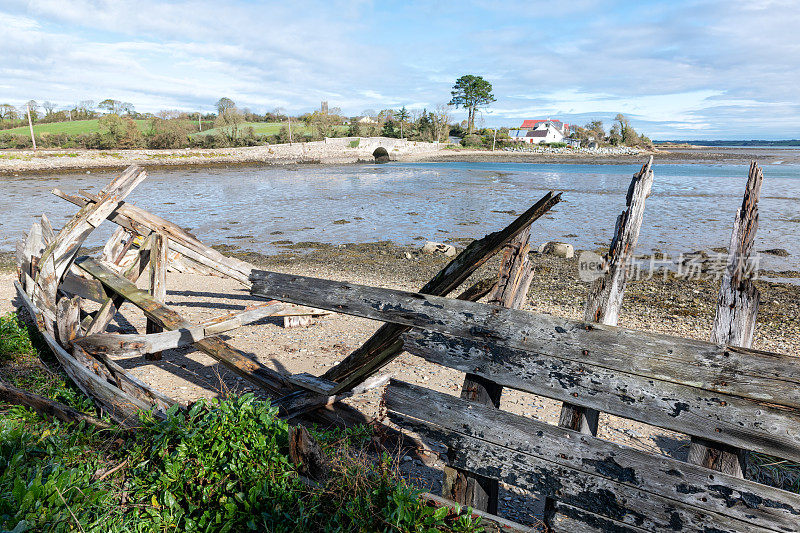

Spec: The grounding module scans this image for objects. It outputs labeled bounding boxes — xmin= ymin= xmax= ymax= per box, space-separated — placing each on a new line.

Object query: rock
xmin=372 ymin=147 xmax=390 ymax=163
xmin=538 ymin=241 xmax=574 ymax=258
xmin=404 ymin=251 xmax=413 ymax=260
xmin=421 ymin=241 xmax=456 ymax=257
xmin=761 ymin=248 xmax=790 ymax=257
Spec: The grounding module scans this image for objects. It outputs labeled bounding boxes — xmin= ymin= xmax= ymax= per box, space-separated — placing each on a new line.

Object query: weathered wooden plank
xmin=14 ymin=281 xmax=158 ymax=426
xmin=0 ymin=381 xmax=111 ymax=430
xmin=419 ymin=492 xmax=537 ymax=533
xmin=559 ymin=157 xmax=654 ymax=437
xmin=277 ymin=373 xmax=391 ymax=418
xmin=101 ymin=226 xmax=132 ymax=265
xmin=146 ymin=233 xmax=168 ymax=361
xmin=54 ymin=188 xmax=253 ymax=284
xmin=36 ymin=166 xmax=147 ymax=306
xmin=688 ymin=161 xmax=764 ymax=478
xmin=61 ymin=269 xmax=107 ymax=303
xmin=249 ymin=270 xmax=800 ymax=410
xmin=317 ymin=192 xmax=562 ymax=393
xmin=446 ymin=225 xmax=535 ymax=513
xmin=76 ymin=256 xmax=289 ymax=395
xmin=249 ymin=271 xmax=800 ymax=405
xmin=56 ymin=295 xmax=81 ymax=347
xmin=18 ymin=222 xmax=44 ymax=293
xmin=403 ymin=328 xmax=800 ymax=463
xmin=385 ymin=380 xmax=800 ymax=533
xmin=546 ymin=501 xmax=649 ymax=533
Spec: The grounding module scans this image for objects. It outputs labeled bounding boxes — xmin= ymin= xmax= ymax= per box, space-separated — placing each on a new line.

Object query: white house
xmin=510 ymin=119 xmax=570 ymax=144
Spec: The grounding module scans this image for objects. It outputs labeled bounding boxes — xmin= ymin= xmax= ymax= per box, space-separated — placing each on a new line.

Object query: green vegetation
xmin=449 ymin=75 xmax=495 ymax=134
xmin=0 ymin=312 xmax=483 ymax=532
xmin=0 ymin=119 xmax=148 ymax=136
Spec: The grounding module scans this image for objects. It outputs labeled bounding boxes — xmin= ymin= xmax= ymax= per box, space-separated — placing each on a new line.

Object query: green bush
xmin=0 ymin=391 xmax=483 ymax=532
xmin=460 ymin=134 xmax=482 ymax=147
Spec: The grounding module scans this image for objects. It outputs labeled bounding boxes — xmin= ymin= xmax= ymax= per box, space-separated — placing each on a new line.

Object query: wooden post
xmin=146 ymin=233 xmax=167 ymax=361
xmin=557 ymin=157 xmax=653 ymax=434
xmin=687 ymin=161 xmax=763 ymax=478
xmin=443 ymin=225 xmax=534 ymax=514
xmin=288 ymin=115 xmax=293 ymax=144
xmin=27 ymin=105 xmax=36 ymax=151
xmin=545 ymin=158 xmax=653 ymax=526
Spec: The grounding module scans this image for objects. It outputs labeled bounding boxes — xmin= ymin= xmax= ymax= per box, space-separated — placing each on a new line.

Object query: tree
xmin=214 ymin=105 xmax=244 ymax=145
xmin=42 ymin=101 xmax=56 ymax=116
xmin=585 ymin=120 xmax=605 ymax=140
xmin=25 ymin=100 xmax=39 ymax=121
xmin=449 ymin=75 xmax=495 ymax=133
xmin=215 ymin=97 xmax=235 ymax=116
xmin=98 ymin=99 xmax=125 ymax=114
xmin=432 ymin=104 xmax=452 ymax=143
xmin=0 ymin=104 xmax=18 ymax=121
xmin=396 ymin=106 xmax=409 ymax=138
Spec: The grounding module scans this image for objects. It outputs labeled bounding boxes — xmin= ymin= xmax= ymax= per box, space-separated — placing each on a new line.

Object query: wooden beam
xmin=688 ymin=161 xmax=764 ymax=478
xmin=14 ymin=281 xmax=159 ymax=426
xmin=0 ymin=380 xmax=111 ymax=430
xmin=250 ymin=271 xmax=800 ymax=461
xmin=36 ymin=165 xmax=147 ymax=307
xmin=146 ymin=233 xmax=168 ymax=361
xmin=287 ymin=191 xmax=561 ymax=396
xmin=385 ymin=380 xmax=800 ymax=533
xmin=75 ymin=256 xmax=289 ymax=396
xmin=445 ymin=225 xmax=535 ymax=513
xmin=53 ymin=188 xmax=253 ymax=284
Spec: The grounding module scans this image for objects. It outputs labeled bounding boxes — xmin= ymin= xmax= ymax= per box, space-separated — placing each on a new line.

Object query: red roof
xmin=521 ymin=119 xmax=570 ymax=131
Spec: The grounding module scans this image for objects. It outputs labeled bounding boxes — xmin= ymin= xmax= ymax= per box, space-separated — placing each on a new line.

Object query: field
xmin=0 ymin=119 xmax=348 ymax=139
xmin=0 ymin=119 xmax=150 ymax=135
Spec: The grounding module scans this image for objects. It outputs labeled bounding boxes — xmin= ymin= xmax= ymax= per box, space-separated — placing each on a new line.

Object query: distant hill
xmin=655 ymin=139 xmax=800 ymax=147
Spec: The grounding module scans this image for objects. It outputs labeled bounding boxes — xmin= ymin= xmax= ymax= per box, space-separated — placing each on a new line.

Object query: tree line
xmin=0 ymin=76 xmax=652 ymax=150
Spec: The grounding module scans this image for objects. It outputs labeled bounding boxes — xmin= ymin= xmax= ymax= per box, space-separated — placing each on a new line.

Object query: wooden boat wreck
xmin=13 ymin=162 xmax=800 ymax=532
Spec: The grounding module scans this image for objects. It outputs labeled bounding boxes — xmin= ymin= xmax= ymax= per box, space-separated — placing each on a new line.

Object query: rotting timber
xmin=13 ymin=162 xmax=800 ymax=532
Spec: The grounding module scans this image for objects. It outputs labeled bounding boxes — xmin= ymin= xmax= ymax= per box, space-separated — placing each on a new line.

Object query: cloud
xmin=0 ymin=0 xmax=799 ymax=138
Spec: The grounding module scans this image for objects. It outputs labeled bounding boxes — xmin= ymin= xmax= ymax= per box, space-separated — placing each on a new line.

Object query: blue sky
xmin=1 ymin=0 xmax=799 ymax=139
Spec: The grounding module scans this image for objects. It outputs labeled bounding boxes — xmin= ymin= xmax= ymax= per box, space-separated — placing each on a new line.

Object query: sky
xmin=1 ymin=0 xmax=799 ymax=140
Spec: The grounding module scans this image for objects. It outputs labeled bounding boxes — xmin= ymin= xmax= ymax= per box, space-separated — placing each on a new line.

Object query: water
xmin=2 ymin=160 xmax=798 ymax=271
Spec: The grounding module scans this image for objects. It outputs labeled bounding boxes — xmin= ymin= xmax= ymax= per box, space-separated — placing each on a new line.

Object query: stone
xmin=421 ymin=241 xmax=457 ymax=257
xmin=538 ymin=241 xmax=574 ymax=258
xmin=760 ymin=248 xmax=790 ymax=257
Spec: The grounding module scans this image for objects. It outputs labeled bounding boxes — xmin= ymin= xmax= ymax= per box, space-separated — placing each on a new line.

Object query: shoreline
xmin=1 ymin=142 xmax=791 ymax=175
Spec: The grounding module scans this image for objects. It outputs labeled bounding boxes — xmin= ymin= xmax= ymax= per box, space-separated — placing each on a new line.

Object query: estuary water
xmin=2 ymin=159 xmax=798 ymax=272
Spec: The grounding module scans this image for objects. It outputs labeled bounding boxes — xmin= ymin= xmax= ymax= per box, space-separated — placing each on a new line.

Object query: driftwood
xmin=75 ymin=257 xmax=290 ymax=395
xmin=688 ymin=161 xmax=764 ymax=478
xmin=288 ymin=425 xmax=330 ymax=481
xmin=0 ymin=380 xmax=111 ymax=430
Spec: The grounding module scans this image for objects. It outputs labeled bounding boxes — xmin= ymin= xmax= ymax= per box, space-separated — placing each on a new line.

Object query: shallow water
xmin=2 ymin=159 xmax=798 ymax=271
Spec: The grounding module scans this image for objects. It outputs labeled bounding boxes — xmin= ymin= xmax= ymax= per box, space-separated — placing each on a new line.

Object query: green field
xmin=0 ymin=119 xmax=347 ymax=138
xmin=0 ymin=119 xmax=150 ymax=136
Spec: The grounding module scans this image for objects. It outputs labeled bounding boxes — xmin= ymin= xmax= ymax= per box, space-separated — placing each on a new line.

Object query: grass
xmin=0 ymin=119 xmax=150 ymax=136
xmin=0 ymin=312 xmax=484 ymax=532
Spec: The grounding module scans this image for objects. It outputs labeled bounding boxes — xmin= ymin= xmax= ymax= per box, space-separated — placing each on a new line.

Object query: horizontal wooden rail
xmin=402 ymin=329 xmax=800 ymax=462
xmin=249 ymin=270 xmax=800 ymax=460
xmin=385 ymin=380 xmax=800 ymax=533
